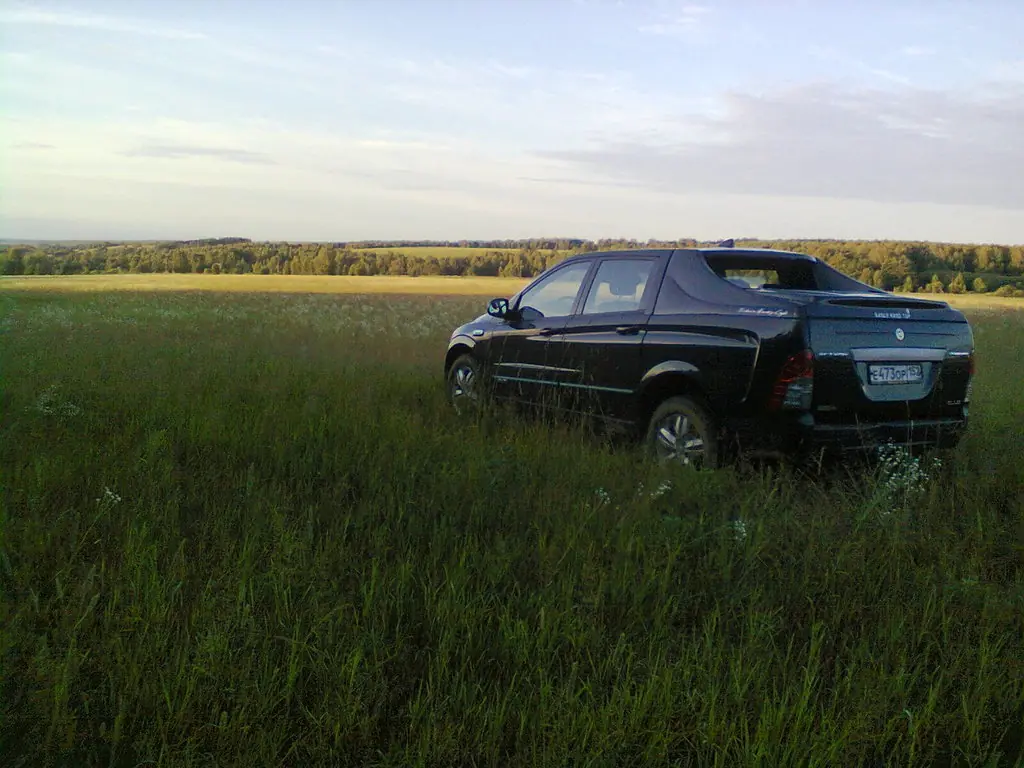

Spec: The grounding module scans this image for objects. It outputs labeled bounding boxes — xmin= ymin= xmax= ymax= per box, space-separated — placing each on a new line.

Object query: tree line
xmin=2 ymin=238 xmax=1023 ymax=295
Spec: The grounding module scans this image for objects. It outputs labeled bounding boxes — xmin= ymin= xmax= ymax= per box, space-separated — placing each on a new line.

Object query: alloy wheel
xmin=653 ymin=412 xmax=707 ymax=467
xmin=449 ymin=362 xmax=478 ymax=413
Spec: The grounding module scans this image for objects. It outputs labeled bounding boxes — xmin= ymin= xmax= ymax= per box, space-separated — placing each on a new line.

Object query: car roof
xmin=562 ymin=247 xmax=818 ymax=263
xmin=696 ymin=247 xmax=819 ymax=262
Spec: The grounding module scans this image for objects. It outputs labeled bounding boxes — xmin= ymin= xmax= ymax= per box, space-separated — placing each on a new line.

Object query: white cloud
xmin=638 ymin=3 xmax=710 ymax=38
xmin=0 ymin=7 xmax=206 ymax=40
xmin=5 ymin=98 xmax=1023 ymax=244
xmin=808 ymin=45 xmax=912 ymax=86
xmin=538 ymin=82 xmax=1024 ymax=211
xmin=3 ymin=13 xmax=1023 ymax=244
xmin=991 ymin=60 xmax=1024 ymax=81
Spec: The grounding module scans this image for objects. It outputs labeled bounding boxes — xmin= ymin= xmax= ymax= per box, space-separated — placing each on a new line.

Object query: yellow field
xmin=0 ymin=274 xmax=532 ymax=296
xmin=2 ymin=275 xmax=1021 ymax=310
xmin=907 ymin=292 xmax=1024 ymax=310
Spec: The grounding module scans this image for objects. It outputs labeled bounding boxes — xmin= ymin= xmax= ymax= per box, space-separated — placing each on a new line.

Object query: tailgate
xmin=803 ymin=296 xmax=974 ymax=422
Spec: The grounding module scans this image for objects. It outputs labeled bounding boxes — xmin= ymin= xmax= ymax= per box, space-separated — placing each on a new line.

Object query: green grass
xmin=1 ymin=289 xmax=1022 ymax=767
xmin=0 ymin=274 xmax=531 ymax=296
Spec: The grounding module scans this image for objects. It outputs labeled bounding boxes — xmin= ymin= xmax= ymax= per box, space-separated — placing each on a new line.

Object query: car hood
xmin=450 ymin=313 xmax=506 ymax=338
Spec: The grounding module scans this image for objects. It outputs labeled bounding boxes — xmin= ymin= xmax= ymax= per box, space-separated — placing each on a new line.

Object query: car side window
xmin=582 ymin=259 xmax=656 ymax=314
xmin=517 ymin=261 xmax=592 ymax=318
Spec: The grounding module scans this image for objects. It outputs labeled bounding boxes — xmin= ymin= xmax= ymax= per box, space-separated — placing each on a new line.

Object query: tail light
xmin=768 ymin=350 xmax=814 ymax=410
xmin=965 ymin=352 xmax=975 ymax=403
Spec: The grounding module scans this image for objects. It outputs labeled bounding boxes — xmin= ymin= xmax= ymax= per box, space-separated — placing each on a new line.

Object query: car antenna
xmin=717 ymin=238 xmax=735 ymax=248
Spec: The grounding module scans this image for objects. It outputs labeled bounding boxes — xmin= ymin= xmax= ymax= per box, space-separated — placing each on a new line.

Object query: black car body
xmin=444 ymin=247 xmax=974 ymax=465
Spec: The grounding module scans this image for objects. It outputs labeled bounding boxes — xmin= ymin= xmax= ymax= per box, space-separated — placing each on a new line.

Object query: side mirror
xmin=487 ymin=297 xmax=510 ymax=318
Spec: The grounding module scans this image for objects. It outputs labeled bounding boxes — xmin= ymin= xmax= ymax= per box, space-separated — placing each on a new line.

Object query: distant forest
xmin=3 ymin=237 xmax=1024 ymax=295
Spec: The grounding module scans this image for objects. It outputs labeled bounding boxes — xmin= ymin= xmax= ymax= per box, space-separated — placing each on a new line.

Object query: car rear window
xmin=721 ymin=269 xmax=782 ymax=289
xmin=705 ymin=255 xmax=819 ymax=291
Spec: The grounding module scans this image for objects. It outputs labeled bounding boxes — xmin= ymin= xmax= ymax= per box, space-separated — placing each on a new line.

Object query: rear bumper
xmin=728 ymin=411 xmax=968 ymax=456
xmin=800 ymin=415 xmax=967 ymax=452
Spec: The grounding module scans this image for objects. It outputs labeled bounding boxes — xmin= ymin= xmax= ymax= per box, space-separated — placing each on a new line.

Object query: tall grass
xmin=0 ymin=274 xmax=531 ymax=296
xmin=1 ymin=291 xmax=1022 ymax=766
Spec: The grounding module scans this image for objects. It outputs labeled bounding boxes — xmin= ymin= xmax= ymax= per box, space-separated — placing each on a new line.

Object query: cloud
xmin=638 ymin=4 xmax=710 ymax=38
xmin=864 ymin=67 xmax=912 ymax=86
xmin=537 ymin=82 xmax=1024 ymax=210
xmin=12 ymin=141 xmax=55 ymax=150
xmin=0 ymin=7 xmax=205 ymax=40
xmin=991 ymin=60 xmax=1024 ymax=81
xmin=120 ymin=145 xmax=275 ymax=165
xmin=519 ymin=175 xmax=648 ymax=190
xmin=808 ymin=45 xmax=911 ymax=86
xmin=901 ymin=46 xmax=935 ymax=57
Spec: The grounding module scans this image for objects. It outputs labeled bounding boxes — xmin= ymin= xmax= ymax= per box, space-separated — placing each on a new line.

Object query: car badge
xmin=895 ymin=328 xmax=905 ymax=341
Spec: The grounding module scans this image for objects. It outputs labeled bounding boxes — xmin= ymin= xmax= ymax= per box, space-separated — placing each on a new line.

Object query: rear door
xmin=552 ymin=255 xmax=663 ymax=423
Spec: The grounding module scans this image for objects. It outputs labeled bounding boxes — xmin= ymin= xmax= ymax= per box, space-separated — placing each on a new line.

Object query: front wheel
xmin=446 ymin=354 xmax=483 ymax=415
xmin=645 ymin=395 xmax=719 ymax=469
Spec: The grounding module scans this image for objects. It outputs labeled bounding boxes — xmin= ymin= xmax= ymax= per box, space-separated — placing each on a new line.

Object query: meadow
xmin=0 ymin=274 xmax=532 ymax=296
xmin=1 ymin=278 xmax=1022 ymax=767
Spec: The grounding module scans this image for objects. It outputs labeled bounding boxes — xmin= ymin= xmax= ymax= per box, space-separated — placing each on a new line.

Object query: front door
xmin=552 ymin=256 xmax=661 ymax=424
xmin=492 ymin=259 xmax=594 ymax=406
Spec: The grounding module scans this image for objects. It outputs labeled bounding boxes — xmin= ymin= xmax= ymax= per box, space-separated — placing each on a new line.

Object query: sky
xmin=2 ymin=0 xmax=1023 ymax=244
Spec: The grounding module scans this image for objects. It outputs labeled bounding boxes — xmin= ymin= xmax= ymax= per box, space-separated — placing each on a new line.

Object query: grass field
xmin=1 ymin=284 xmax=1022 ymax=766
xmin=0 ymin=274 xmax=532 ymax=296
xmin=4 ymin=274 xmax=1024 ymax=310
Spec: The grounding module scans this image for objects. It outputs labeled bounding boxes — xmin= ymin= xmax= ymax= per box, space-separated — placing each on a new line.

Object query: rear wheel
xmin=645 ymin=396 xmax=719 ymax=469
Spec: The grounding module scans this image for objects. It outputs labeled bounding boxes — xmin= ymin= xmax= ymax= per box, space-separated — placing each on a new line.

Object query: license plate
xmin=868 ymin=363 xmax=923 ymax=385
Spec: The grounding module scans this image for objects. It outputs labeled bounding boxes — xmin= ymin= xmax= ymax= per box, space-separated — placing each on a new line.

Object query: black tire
xmin=446 ymin=353 xmax=483 ymax=415
xmin=645 ymin=395 xmax=720 ymax=469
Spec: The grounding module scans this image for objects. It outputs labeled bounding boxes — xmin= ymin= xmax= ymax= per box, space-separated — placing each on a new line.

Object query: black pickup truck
xmin=444 ymin=247 xmax=975 ymax=467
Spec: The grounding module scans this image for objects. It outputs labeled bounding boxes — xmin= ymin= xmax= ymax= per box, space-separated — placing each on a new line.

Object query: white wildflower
xmin=96 ymin=487 xmax=122 ymax=505
xmin=650 ymin=481 xmax=673 ymax=500
xmin=594 ymin=488 xmax=611 ymax=506
xmin=874 ymin=441 xmax=940 ymax=512
xmin=730 ymin=518 xmax=748 ymax=542
xmin=33 ymin=385 xmax=82 ymax=417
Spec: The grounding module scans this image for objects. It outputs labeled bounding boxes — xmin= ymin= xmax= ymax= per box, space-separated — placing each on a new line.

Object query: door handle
xmin=615 ymin=325 xmax=642 ymax=335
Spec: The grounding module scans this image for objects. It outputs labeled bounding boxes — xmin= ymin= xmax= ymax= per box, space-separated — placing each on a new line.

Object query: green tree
xmin=925 ymin=274 xmax=945 ymax=293
xmin=972 ymin=277 xmax=988 ymax=293
xmin=170 ymin=251 xmax=190 ymax=273
xmin=899 ymin=276 xmax=915 ymax=293
xmin=26 ymin=251 xmax=55 ymax=274
xmin=1 ymin=247 xmax=26 ymax=275
xmin=947 ymin=272 xmax=967 ymax=294
xmin=313 ymin=246 xmax=334 ymax=275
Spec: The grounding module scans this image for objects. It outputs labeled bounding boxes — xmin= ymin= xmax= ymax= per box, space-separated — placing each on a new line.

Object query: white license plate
xmin=869 ymin=363 xmax=923 ymax=385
